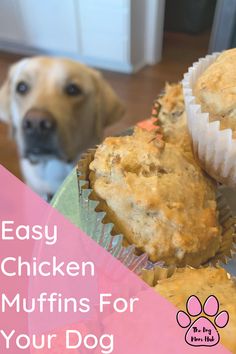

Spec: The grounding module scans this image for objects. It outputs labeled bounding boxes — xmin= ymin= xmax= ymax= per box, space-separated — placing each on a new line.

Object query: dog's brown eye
xmin=16 ymin=81 xmax=29 ymax=95
xmin=65 ymin=83 xmax=82 ymax=96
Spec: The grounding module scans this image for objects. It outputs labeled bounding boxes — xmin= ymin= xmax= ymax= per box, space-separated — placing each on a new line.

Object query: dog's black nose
xmin=22 ymin=109 xmax=56 ymax=136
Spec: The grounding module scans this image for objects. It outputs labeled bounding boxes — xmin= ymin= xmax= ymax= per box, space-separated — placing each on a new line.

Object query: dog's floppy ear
xmin=0 ymin=59 xmax=29 ymax=123
xmin=92 ymin=69 xmax=125 ymax=128
xmin=0 ymin=70 xmax=11 ymax=123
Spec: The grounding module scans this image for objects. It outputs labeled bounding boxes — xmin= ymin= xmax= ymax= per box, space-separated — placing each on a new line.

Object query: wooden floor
xmin=0 ymin=31 xmax=210 ymax=180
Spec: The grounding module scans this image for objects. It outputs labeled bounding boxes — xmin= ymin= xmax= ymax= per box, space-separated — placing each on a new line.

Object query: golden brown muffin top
xmin=90 ymin=128 xmax=220 ymax=265
xmin=158 ymin=83 xmax=185 ymax=117
xmin=195 ymin=48 xmax=236 ymax=133
xmin=157 ymin=83 xmax=191 ymax=153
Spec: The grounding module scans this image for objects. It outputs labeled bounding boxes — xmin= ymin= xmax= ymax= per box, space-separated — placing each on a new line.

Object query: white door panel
xmin=0 ymin=0 xmax=24 ymax=42
xmin=18 ymin=0 xmax=78 ymax=53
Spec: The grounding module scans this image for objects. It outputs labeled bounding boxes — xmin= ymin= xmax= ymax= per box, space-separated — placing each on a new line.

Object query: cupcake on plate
xmin=155 ymin=267 xmax=236 ymax=353
xmin=89 ymin=127 xmax=221 ymax=267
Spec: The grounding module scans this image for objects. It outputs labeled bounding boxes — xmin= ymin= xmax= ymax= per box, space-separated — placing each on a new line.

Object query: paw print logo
xmin=177 ymin=295 xmax=229 ymax=347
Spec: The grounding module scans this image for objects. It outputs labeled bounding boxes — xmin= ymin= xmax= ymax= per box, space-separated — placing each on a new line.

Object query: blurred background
xmin=0 ymin=0 xmax=235 ymax=181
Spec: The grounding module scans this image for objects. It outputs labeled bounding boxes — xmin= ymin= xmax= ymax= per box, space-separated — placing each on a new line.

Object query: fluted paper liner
xmin=182 ymin=52 xmax=236 ymax=187
xmin=77 ymin=149 xmax=149 ymax=275
xmin=77 ymin=149 xmax=236 ymax=282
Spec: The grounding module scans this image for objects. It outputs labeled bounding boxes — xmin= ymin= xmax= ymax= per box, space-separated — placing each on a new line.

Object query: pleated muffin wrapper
xmin=77 ymin=149 xmax=150 ymax=275
xmin=182 ymin=52 xmax=236 ymax=188
xmin=77 ymin=149 xmax=236 ymax=285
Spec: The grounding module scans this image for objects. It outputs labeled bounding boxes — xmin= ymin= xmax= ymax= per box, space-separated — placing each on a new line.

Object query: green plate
xmin=51 ymin=167 xmax=81 ymax=228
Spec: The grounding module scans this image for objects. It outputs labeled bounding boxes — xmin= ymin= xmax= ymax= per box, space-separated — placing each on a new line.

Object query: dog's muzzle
xmin=22 ymin=108 xmax=58 ymax=159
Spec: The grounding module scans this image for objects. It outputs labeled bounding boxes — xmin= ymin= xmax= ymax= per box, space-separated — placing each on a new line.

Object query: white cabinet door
xmin=0 ymin=0 xmax=24 ymax=42
xmin=0 ymin=0 xmax=164 ymax=72
xmin=17 ymin=0 xmax=78 ymax=53
xmin=78 ymin=0 xmax=130 ymax=63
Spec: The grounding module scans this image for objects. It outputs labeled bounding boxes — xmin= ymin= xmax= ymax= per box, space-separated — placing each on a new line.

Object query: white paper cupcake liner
xmin=182 ymin=52 xmax=236 ymax=188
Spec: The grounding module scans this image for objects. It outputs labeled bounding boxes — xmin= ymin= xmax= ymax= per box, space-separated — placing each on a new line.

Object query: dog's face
xmin=0 ymin=57 xmax=124 ymax=163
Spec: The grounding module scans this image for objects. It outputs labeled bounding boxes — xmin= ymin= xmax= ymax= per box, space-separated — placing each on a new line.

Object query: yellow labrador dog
xmin=0 ymin=57 xmax=124 ymax=198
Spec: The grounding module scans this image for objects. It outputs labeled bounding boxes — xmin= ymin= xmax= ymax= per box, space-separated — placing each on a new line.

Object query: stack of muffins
xmin=78 ymin=49 xmax=236 ymax=352
xmin=89 ymin=80 xmax=235 ymax=269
